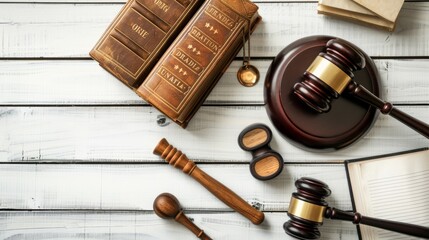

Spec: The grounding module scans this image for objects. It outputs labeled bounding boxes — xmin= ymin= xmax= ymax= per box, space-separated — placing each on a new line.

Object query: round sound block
xmin=264 ymin=36 xmax=380 ymax=151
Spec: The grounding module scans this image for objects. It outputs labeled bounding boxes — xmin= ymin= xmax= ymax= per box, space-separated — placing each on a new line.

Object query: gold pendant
xmin=237 ymin=26 xmax=260 ymax=87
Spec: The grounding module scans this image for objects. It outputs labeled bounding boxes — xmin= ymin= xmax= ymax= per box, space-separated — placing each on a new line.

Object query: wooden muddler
xmin=153 ymin=193 xmax=212 ymax=240
xmin=153 ymin=138 xmax=265 ymax=225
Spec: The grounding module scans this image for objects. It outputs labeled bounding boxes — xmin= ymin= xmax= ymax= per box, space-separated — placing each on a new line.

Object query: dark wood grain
xmin=264 ymin=36 xmax=379 ymax=151
xmin=293 ymin=38 xmax=429 ymax=139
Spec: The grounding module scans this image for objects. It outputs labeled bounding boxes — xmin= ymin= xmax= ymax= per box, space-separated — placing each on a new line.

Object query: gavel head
xmin=293 ymin=38 xmax=366 ymax=113
xmin=153 ymin=193 xmax=182 ymax=219
xmin=283 ymin=177 xmax=331 ymax=240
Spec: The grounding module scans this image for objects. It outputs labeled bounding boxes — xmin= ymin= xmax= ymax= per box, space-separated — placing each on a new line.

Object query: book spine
xmin=89 ymin=0 xmax=204 ymax=88
xmin=137 ymin=0 xmax=261 ymax=127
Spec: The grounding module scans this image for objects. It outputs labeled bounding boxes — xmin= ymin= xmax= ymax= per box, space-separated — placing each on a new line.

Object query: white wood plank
xmin=0 ymin=211 xmax=358 ymax=240
xmin=0 ymin=3 xmax=429 ymax=57
xmin=376 ymin=59 xmax=429 ymax=104
xmin=0 ymin=59 xmax=428 ymax=105
xmin=0 ymin=2 xmax=424 ymax=240
xmin=0 ymin=0 xmax=317 ymax=2
xmin=0 ymin=106 xmax=428 ymax=162
xmin=0 ymin=164 xmax=351 ymax=211
xmin=0 ymin=0 xmax=418 ymax=3
xmin=0 ymin=60 xmax=265 ymax=105
xmin=0 ymin=0 xmax=314 ymax=2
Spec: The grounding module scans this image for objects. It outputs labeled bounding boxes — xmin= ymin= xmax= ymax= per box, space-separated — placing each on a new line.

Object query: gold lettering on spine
xmin=206 ymin=5 xmax=235 ymax=29
xmin=154 ymin=0 xmax=170 ymax=12
xmin=157 ymin=66 xmax=190 ymax=94
xmin=174 ymin=49 xmax=203 ymax=74
xmin=131 ymin=23 xmax=150 ymax=39
xmin=190 ymin=27 xmax=219 ymax=53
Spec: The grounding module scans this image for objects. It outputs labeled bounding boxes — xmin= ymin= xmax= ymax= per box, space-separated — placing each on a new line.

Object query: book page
xmin=347 ymin=150 xmax=429 ymax=240
xmin=317 ymin=5 xmax=395 ymax=31
xmin=352 ymin=0 xmax=404 ymax=22
xmin=319 ymin=0 xmax=375 ymax=16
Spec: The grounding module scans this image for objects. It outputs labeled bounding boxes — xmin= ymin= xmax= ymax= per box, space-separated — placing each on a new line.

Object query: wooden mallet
xmin=153 ymin=138 xmax=265 ymax=225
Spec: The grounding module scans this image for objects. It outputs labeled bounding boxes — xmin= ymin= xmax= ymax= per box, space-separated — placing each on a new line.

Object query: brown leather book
xmin=137 ymin=0 xmax=261 ymax=128
xmin=90 ymin=0 xmax=204 ymax=88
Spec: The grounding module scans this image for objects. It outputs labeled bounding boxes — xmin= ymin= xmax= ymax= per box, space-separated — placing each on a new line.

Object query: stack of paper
xmin=318 ymin=0 xmax=404 ymax=31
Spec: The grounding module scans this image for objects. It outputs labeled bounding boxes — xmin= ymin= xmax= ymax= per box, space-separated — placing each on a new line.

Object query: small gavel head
xmin=153 ymin=192 xmax=182 ymax=219
xmin=153 ymin=193 xmax=213 ymax=240
xmin=293 ymin=38 xmax=366 ymax=113
xmin=283 ymin=177 xmax=332 ymax=240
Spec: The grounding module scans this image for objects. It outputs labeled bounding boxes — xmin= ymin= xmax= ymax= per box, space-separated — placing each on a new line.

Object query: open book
xmin=345 ymin=148 xmax=429 ymax=240
xmin=90 ymin=0 xmax=261 ymax=128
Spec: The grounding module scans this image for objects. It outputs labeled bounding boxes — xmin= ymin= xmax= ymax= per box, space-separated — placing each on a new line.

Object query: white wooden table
xmin=1 ymin=0 xmax=428 ymax=239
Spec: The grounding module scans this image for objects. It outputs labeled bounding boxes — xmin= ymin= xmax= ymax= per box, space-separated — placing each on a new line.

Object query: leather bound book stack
xmin=317 ymin=0 xmax=404 ymax=31
xmin=90 ymin=0 xmax=204 ymax=88
xmin=90 ymin=0 xmax=261 ymax=128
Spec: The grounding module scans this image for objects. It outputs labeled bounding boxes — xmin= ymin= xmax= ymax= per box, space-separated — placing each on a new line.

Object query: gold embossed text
xmin=175 ymin=49 xmax=202 ymax=73
xmin=154 ymin=0 xmax=170 ymax=12
xmin=206 ymin=5 xmax=234 ymax=29
xmin=158 ymin=67 xmax=190 ymax=94
xmin=132 ymin=23 xmax=150 ymax=38
xmin=190 ymin=27 xmax=219 ymax=53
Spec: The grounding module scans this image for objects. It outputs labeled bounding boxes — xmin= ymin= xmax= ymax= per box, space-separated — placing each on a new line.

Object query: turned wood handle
xmin=326 ymin=208 xmax=429 ymax=238
xmin=175 ymin=211 xmax=212 ymax=240
xmin=154 ymin=138 xmax=265 ymax=225
xmin=348 ymin=82 xmax=429 ymax=138
xmin=190 ymin=167 xmax=265 ymax=225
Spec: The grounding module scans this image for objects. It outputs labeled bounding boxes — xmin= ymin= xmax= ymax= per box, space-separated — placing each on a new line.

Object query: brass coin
xmin=237 ymin=64 xmax=260 ymax=87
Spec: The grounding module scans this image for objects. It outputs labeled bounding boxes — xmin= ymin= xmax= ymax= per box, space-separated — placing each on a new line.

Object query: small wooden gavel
xmin=153 ymin=193 xmax=212 ymax=240
xmin=153 ymin=138 xmax=265 ymax=225
xmin=293 ymin=38 xmax=429 ymax=138
xmin=283 ymin=177 xmax=429 ymax=239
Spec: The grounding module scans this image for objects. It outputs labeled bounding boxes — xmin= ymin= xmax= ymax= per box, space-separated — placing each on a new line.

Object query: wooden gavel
xmin=153 ymin=193 xmax=212 ymax=240
xmin=293 ymin=38 xmax=429 ymax=138
xmin=153 ymin=138 xmax=265 ymax=225
xmin=283 ymin=177 xmax=429 ymax=239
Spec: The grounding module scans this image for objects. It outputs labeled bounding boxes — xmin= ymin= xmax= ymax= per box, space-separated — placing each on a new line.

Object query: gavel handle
xmin=153 ymin=138 xmax=265 ymax=225
xmin=348 ymin=82 xmax=429 ymax=139
xmin=326 ymin=208 xmax=429 ymax=238
xmin=190 ymin=166 xmax=265 ymax=225
xmin=175 ymin=211 xmax=212 ymax=240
